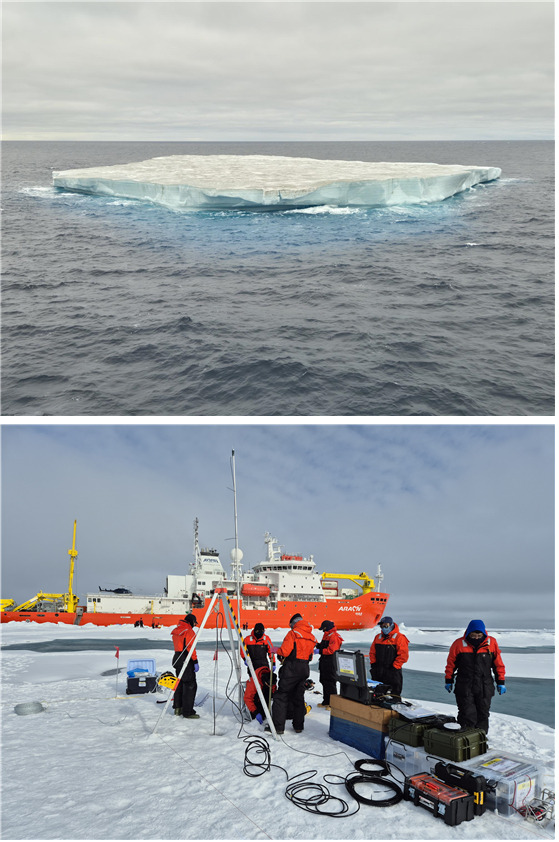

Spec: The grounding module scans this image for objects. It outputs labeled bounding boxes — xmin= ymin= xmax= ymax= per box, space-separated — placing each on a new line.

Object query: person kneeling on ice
xmin=445 ymin=619 xmax=506 ymax=733
xmin=316 ymin=620 xmax=343 ymax=708
xmin=369 ymin=616 xmax=409 ymax=696
xmin=171 ymin=613 xmax=200 ymax=720
xmin=241 ymin=623 xmax=275 ymax=671
xmin=244 ymin=665 xmax=277 ymax=724
xmin=270 ymin=614 xmax=317 ymax=735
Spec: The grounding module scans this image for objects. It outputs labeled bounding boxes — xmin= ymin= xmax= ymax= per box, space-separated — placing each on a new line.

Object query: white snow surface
xmin=1 ymin=623 xmax=554 ymax=841
xmin=52 ymin=154 xmax=502 ymax=210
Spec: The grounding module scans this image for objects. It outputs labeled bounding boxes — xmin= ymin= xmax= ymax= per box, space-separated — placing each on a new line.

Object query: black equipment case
xmin=339 ymin=682 xmax=394 ymax=705
xmin=433 ymin=761 xmax=488 ymax=816
xmin=404 ymin=773 xmax=476 ymax=826
xmin=335 ymin=649 xmax=393 ymax=705
xmin=423 ymin=727 xmax=487 ymax=762
xmin=126 ymin=675 xmax=157 ymax=694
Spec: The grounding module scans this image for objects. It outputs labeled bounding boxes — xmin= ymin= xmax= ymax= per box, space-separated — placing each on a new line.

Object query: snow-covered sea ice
xmin=1 ymin=623 xmax=553 ymax=840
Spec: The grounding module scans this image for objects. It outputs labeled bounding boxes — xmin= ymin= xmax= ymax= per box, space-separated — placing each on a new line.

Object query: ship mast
xmin=229 ymin=450 xmax=244 ymax=625
xmin=65 ymin=519 xmax=79 ymax=613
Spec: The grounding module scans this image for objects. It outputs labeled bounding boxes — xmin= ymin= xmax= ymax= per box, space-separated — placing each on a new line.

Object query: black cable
xmin=286 ymin=771 xmax=360 ymax=817
xmin=344 ymin=772 xmax=403 ymax=807
xmin=243 ymin=736 xmax=279 ymax=778
xmin=242 ymin=737 xmax=361 ymax=817
xmin=354 ymin=758 xmax=390 ymax=777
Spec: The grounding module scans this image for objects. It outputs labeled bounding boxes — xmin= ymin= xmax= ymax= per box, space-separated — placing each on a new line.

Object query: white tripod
xmin=152 ymin=588 xmax=279 ymax=739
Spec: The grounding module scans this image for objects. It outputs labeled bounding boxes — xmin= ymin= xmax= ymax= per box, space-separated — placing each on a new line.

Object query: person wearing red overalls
xmin=316 ymin=620 xmax=343 ymax=708
xmin=171 ymin=613 xmax=200 ymax=719
xmin=271 ymin=614 xmax=317 ymax=735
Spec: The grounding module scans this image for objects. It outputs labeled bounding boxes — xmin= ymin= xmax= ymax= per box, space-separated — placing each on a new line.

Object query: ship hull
xmin=1 ymin=591 xmax=388 ymax=630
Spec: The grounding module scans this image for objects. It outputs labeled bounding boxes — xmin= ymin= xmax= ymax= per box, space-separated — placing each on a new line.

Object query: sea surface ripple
xmin=1 ymin=140 xmax=554 ymax=416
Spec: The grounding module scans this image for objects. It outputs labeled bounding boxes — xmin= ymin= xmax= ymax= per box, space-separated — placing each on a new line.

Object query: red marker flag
xmin=115 ymin=646 xmax=120 ymax=659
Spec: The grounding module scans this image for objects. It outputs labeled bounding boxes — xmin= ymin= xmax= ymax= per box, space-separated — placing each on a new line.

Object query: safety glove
xmin=497 ymin=684 xmax=506 ymax=695
xmin=445 ymin=682 xmax=453 ymax=693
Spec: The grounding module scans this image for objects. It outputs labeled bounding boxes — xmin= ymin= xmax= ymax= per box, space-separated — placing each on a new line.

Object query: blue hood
xmin=465 ymin=619 xmax=487 ymax=637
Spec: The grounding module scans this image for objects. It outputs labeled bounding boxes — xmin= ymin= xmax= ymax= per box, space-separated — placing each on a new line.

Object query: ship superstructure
xmin=2 ymin=519 xmax=390 ymax=630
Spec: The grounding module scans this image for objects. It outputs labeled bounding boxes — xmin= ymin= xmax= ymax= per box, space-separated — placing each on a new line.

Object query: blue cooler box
xmin=329 ymin=715 xmax=385 ymax=759
xmin=126 ymin=658 xmax=157 ymax=695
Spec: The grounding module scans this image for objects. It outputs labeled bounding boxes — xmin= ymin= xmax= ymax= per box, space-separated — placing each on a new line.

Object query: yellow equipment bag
xmin=158 ymin=671 xmax=179 ymax=690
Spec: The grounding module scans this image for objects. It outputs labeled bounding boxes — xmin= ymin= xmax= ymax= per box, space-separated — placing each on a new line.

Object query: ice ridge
xmin=52 ymin=154 xmax=501 ymax=210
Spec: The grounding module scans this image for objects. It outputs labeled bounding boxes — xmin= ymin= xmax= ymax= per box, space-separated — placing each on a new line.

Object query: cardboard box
xmin=329 ymin=694 xmax=399 ymax=733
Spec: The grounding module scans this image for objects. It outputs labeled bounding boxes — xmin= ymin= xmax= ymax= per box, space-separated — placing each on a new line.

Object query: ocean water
xmin=2 ymin=632 xmax=553 ymax=727
xmin=325 ymin=638 xmax=554 ymax=728
xmin=1 ymin=140 xmax=554 ymax=416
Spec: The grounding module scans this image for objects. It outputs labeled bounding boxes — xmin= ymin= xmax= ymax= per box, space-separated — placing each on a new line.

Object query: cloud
xmin=1 ymin=423 xmax=554 ymax=628
xmin=2 ymin=2 xmax=554 ymax=140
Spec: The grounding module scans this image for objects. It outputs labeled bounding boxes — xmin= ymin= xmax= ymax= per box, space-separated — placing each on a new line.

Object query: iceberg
xmin=52 ymin=154 xmax=501 ymax=210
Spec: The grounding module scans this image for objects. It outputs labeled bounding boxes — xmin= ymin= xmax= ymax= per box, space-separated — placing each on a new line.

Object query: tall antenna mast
xmin=229 ymin=450 xmax=243 ymax=625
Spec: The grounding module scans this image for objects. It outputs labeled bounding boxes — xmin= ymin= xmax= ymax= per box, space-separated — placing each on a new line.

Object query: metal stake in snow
xmin=114 ymin=646 xmax=120 ymax=697
xmin=152 ymin=588 xmax=279 ymax=740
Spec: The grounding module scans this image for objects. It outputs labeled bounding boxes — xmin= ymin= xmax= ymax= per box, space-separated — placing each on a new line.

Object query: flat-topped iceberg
xmin=52 ymin=154 xmax=501 ymax=210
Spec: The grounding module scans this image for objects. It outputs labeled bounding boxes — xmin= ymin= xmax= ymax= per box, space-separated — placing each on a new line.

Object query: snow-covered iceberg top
xmin=52 ymin=154 xmax=501 ymax=210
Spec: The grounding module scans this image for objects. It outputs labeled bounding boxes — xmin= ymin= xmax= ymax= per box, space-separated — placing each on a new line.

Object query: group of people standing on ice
xmin=170 ymin=612 xmax=506 ymax=734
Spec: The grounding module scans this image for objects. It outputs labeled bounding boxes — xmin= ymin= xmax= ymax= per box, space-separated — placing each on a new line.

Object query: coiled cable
xmin=345 ymin=771 xmax=403 ymax=807
xmin=286 ymin=771 xmax=360 ymax=817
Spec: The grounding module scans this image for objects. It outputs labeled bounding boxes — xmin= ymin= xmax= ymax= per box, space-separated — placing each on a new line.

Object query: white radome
xmin=52 ymin=154 xmax=501 ymax=210
xmin=230 ymin=547 xmax=244 ymax=564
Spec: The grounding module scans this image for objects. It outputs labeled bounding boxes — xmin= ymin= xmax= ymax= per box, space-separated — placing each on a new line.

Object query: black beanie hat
xmin=379 ymin=616 xmax=394 ymax=627
xmin=289 ymin=613 xmax=303 ymax=626
xmin=319 ymin=620 xmax=334 ymax=631
xmin=254 ymin=622 xmax=265 ymax=633
xmin=184 ymin=613 xmax=198 ymax=626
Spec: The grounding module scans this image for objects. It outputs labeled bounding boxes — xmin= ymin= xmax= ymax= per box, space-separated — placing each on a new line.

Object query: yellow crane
xmin=320 ymin=571 xmax=376 ymax=594
xmin=7 ymin=520 xmax=80 ymax=613
xmin=0 ymin=600 xmax=15 ymax=612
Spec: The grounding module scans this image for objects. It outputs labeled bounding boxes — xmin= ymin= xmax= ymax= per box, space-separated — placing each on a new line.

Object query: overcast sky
xmin=2 ymin=2 xmax=553 ymax=141
xmin=1 ymin=424 xmax=554 ymax=628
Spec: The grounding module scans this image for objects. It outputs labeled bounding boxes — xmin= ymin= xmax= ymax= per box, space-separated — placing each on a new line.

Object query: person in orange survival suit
xmin=445 ymin=619 xmax=506 ymax=733
xmin=270 ymin=614 xmax=317 ymax=735
xmin=244 ymin=665 xmax=277 ymax=724
xmin=316 ymin=620 xmax=344 ymax=708
xmin=241 ymin=623 xmax=275 ymax=671
xmin=171 ymin=613 xmax=200 ymax=720
xmin=369 ymin=616 xmax=409 ymax=696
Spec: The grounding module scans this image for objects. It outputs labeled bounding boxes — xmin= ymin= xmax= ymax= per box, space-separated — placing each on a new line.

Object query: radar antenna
xmin=191 ymin=517 xmax=200 ymax=573
xmin=375 ymin=563 xmax=384 ymax=592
